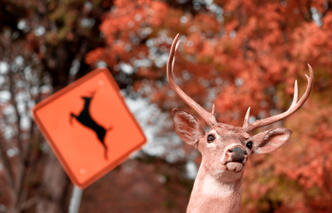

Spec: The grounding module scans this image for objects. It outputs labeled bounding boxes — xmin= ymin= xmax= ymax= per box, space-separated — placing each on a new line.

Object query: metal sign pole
xmin=68 ymin=185 xmax=83 ymax=213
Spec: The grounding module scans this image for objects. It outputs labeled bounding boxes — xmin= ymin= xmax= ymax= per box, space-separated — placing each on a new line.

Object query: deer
xmin=70 ymin=91 xmax=112 ymax=159
xmin=167 ymin=34 xmax=313 ymax=213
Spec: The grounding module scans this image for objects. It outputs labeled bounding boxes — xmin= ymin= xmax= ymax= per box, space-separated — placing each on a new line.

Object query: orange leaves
xmin=292 ymin=23 xmax=324 ymax=60
xmin=291 ymin=13 xmax=332 ymax=70
xmin=192 ymin=14 xmax=219 ymax=34
xmin=262 ymin=95 xmax=332 ymax=210
xmin=184 ymin=33 xmax=202 ymax=54
xmin=199 ymin=39 xmax=216 ymax=59
xmin=137 ymin=67 xmax=162 ymax=79
xmin=149 ymin=1 xmax=168 ymax=26
xmin=295 ymin=157 xmax=325 ymax=189
xmin=90 ymin=0 xmax=170 ymax=69
xmin=323 ymin=12 xmax=332 ymax=28
xmin=223 ymin=0 xmax=240 ymax=12
xmin=86 ymin=1 xmax=332 ymax=210
xmin=85 ymin=48 xmax=105 ymax=66
xmin=114 ymin=0 xmax=128 ymax=8
xmin=225 ymin=20 xmax=239 ymax=33
xmin=100 ymin=0 xmax=168 ymax=39
xmin=112 ymin=41 xmax=126 ymax=55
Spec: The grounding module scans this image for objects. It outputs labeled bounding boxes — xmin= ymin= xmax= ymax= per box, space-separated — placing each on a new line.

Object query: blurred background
xmin=0 ymin=0 xmax=331 ymax=212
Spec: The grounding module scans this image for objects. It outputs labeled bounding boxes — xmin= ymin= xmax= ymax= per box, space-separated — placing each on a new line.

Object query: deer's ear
xmin=172 ymin=109 xmax=204 ymax=146
xmin=251 ymin=128 xmax=292 ymax=154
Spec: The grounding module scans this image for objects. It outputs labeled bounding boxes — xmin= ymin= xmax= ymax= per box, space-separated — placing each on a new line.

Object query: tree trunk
xmin=36 ymin=151 xmax=68 ymax=213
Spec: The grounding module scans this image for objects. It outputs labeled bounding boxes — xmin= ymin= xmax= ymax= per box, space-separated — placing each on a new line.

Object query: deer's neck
xmin=186 ymin=163 xmax=242 ymax=213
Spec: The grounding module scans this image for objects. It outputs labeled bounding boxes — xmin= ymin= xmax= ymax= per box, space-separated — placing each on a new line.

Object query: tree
xmin=0 ymin=0 xmax=112 ymax=212
xmin=86 ymin=0 xmax=332 ymax=211
xmin=0 ymin=0 xmax=331 ymax=212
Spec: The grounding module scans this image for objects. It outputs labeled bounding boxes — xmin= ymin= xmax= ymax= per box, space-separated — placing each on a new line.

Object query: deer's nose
xmin=229 ymin=147 xmax=247 ymax=163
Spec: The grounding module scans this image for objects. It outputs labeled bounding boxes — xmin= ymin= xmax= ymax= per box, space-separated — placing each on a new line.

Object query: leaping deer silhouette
xmin=70 ymin=91 xmax=112 ymax=159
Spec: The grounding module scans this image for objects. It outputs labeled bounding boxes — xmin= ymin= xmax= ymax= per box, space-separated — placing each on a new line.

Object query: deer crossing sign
xmin=33 ymin=68 xmax=146 ymax=188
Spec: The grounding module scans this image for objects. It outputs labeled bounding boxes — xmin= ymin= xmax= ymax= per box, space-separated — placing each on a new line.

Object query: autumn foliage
xmin=0 ymin=0 xmax=331 ymax=212
xmin=86 ymin=0 xmax=332 ymax=212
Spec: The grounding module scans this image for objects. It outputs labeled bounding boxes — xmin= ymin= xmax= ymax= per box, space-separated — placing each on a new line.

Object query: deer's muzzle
xmin=229 ymin=147 xmax=247 ymax=163
xmin=225 ymin=146 xmax=247 ymax=173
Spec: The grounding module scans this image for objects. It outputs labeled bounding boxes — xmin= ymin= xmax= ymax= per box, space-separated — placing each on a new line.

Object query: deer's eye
xmin=207 ymin=134 xmax=215 ymax=143
xmin=246 ymin=141 xmax=253 ymax=150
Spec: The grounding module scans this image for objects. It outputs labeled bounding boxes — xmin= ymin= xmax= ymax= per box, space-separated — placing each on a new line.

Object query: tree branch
xmin=0 ymin=132 xmax=17 ymax=205
xmin=8 ymin=69 xmax=24 ymax=160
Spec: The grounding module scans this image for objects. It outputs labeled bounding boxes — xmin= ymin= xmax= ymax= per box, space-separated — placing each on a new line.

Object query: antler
xmin=243 ymin=64 xmax=314 ymax=132
xmin=167 ymin=34 xmax=217 ymax=126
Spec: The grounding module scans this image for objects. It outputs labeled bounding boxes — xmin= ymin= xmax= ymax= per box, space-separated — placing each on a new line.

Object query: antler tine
xmin=242 ymin=107 xmax=251 ymax=129
xmin=167 ymin=34 xmax=217 ymax=126
xmin=211 ymin=104 xmax=216 ymax=116
xmin=244 ymin=64 xmax=314 ymax=132
xmin=289 ymin=80 xmax=298 ymax=109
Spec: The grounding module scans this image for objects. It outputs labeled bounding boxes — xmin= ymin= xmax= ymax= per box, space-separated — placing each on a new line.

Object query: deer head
xmin=168 ymin=34 xmax=313 ymax=185
xmin=81 ymin=90 xmax=96 ymax=100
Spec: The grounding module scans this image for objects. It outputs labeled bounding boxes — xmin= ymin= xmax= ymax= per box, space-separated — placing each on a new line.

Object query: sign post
xmin=32 ymin=68 xmax=146 ymax=189
xmin=68 ymin=185 xmax=83 ymax=213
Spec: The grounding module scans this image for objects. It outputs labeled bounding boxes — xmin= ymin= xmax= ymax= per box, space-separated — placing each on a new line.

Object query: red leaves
xmin=86 ymin=0 xmax=332 ymax=211
xmin=100 ymin=0 xmax=168 ymax=39
xmin=85 ymin=48 xmax=105 ymax=66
